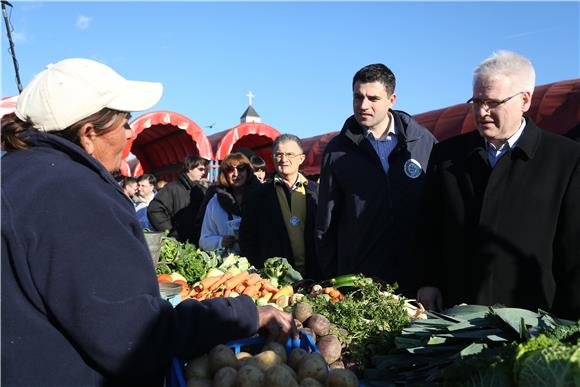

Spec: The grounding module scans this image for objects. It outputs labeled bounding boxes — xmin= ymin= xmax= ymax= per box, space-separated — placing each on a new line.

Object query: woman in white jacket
xmin=199 ymin=153 xmax=255 ymax=253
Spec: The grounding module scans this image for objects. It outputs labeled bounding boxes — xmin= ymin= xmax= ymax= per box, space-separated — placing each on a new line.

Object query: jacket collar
xmin=467 ymin=116 xmax=541 ymax=162
xmin=341 ymin=109 xmax=426 ymax=145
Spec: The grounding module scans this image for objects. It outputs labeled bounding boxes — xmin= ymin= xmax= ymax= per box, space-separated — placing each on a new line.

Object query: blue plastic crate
xmin=166 ymin=332 xmax=318 ymax=387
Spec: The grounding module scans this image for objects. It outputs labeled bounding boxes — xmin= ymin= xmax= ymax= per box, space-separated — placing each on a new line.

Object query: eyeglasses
xmin=466 ymin=92 xmax=524 ymax=111
xmin=274 ymin=152 xmax=303 ymax=161
xmin=224 ymin=165 xmax=248 ymax=173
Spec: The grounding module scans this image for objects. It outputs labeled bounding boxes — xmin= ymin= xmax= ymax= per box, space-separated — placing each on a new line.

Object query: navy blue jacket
xmin=1 ymin=132 xmax=258 ymax=387
xmin=315 ymin=110 xmax=436 ymax=295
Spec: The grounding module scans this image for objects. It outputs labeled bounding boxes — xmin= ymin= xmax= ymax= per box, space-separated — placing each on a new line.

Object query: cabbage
xmin=516 ymin=342 xmax=580 ymax=386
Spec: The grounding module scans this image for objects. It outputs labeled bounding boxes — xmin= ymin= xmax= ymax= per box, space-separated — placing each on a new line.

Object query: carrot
xmin=223 ymin=271 xmax=250 ymax=290
xmin=242 ymin=285 xmax=260 ymax=298
xmin=259 ymin=280 xmax=279 ymax=294
xmin=245 ymin=273 xmax=261 ymax=286
xmin=224 ymin=289 xmax=231 ymax=297
xmin=199 ymin=275 xmax=222 ymax=290
xmin=234 ymin=284 xmax=247 ymax=294
xmin=329 ymin=289 xmax=342 ymax=299
xmin=188 ymin=288 xmax=199 ymax=298
xmin=323 ymin=287 xmax=334 ymax=295
xmin=208 ymin=272 xmax=233 ymax=291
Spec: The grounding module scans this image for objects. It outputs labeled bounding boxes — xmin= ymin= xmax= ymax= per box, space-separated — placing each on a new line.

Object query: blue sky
xmin=2 ymin=1 xmax=579 ymax=140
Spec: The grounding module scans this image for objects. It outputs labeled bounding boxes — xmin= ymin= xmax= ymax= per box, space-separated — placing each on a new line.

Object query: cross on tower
xmin=246 ymin=91 xmax=255 ymax=106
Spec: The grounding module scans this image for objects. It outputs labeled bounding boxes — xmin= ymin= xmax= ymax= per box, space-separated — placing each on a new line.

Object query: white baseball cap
xmin=15 ymin=58 xmax=163 ymax=132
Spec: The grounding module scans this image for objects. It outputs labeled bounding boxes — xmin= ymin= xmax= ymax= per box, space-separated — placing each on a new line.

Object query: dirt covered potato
xmin=186 ymin=378 xmax=211 ymax=387
xmin=264 ymin=364 xmax=299 ymax=387
xmin=288 ymin=347 xmax=308 ymax=371
xmin=254 ymin=349 xmax=283 ymax=372
xmin=208 ymin=344 xmax=239 ymax=375
xmin=185 ymin=354 xmax=210 ymax=380
xmin=300 ymin=377 xmax=323 ymax=387
xmin=212 ymin=366 xmax=236 ymax=387
xmin=316 ymin=334 xmax=342 ymax=365
xmin=325 ymin=368 xmax=358 ymax=387
xmin=262 ymin=341 xmax=288 ymax=363
xmin=235 ymin=364 xmax=264 ymax=387
xmin=293 ymin=302 xmax=314 ymax=323
xmin=297 ymin=352 xmax=328 ymax=383
xmin=304 ymin=314 xmax=331 ymax=336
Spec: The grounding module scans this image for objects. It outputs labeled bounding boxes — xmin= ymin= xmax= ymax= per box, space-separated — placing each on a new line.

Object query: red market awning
xmin=301 ymin=131 xmax=339 ymax=177
xmin=413 ymin=79 xmax=580 ymax=141
xmin=0 ymin=96 xmax=18 ymax=119
xmin=208 ymin=122 xmax=281 ymax=172
xmin=124 ymin=111 xmax=213 ymax=181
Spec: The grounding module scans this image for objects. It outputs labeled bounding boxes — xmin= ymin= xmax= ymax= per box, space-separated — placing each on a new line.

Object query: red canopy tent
xmin=208 ymin=122 xmax=280 ymax=172
xmin=301 ymin=131 xmax=339 ymax=177
xmin=0 ymin=96 xmax=18 ymax=119
xmin=124 ymin=111 xmax=213 ymax=181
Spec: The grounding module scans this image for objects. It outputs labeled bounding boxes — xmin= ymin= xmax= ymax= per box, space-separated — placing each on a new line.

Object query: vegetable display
xmin=364 ymin=304 xmax=580 ymax=386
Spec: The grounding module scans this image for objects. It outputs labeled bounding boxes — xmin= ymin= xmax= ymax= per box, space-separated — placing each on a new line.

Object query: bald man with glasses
xmin=416 ymin=51 xmax=580 ymax=320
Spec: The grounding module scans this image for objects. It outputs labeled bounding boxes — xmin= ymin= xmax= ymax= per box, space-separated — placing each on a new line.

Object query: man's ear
xmin=78 ymin=123 xmax=97 ymax=156
xmin=389 ymin=93 xmax=397 ymax=109
xmin=521 ymin=91 xmax=533 ymax=113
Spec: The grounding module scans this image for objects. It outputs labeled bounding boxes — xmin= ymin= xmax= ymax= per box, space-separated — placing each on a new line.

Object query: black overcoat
xmin=418 ymin=118 xmax=580 ymax=319
xmin=239 ymin=179 xmax=322 ymax=280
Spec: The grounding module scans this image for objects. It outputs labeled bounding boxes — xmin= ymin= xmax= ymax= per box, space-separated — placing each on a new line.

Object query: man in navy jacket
xmin=315 ymin=64 xmax=436 ymax=295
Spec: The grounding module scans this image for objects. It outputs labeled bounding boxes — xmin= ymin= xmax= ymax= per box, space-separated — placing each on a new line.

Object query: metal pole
xmin=1 ymin=0 xmax=23 ymax=92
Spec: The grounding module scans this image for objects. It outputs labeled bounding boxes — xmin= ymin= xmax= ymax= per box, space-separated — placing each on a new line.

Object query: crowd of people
xmin=2 ymin=50 xmax=579 ymax=385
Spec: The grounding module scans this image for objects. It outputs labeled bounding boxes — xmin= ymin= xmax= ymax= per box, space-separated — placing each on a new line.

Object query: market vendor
xmin=1 ymin=58 xmax=297 ymax=387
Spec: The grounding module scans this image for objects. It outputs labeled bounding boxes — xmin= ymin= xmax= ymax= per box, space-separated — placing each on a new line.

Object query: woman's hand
xmin=257 ymin=305 xmax=299 ymax=344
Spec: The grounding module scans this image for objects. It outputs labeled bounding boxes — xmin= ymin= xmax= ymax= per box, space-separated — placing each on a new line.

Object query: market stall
xmin=124 ymin=111 xmax=213 ymax=182
xmin=208 ymin=122 xmax=281 ymax=173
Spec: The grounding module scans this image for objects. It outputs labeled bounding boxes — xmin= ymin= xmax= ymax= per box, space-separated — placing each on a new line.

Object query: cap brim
xmin=107 ymin=80 xmax=163 ymax=112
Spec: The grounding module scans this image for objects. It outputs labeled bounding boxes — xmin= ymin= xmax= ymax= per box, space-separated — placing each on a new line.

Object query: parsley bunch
xmin=309 ymin=276 xmax=410 ymax=368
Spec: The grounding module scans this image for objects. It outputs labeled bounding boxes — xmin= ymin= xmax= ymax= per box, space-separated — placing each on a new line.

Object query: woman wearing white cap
xmin=1 ymin=58 xmax=296 ymax=387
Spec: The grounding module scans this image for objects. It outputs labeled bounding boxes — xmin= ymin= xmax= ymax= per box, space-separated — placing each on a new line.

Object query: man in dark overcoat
xmin=417 ymin=51 xmax=580 ymax=320
xmin=239 ymin=134 xmax=321 ymax=280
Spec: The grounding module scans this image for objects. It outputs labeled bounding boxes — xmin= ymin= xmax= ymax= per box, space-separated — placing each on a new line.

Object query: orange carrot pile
xmin=188 ymin=271 xmax=279 ymax=301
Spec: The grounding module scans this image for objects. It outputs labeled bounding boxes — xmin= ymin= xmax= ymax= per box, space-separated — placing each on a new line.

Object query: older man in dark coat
xmin=417 ymin=51 xmax=580 ymax=320
xmin=240 ymin=134 xmax=321 ymax=280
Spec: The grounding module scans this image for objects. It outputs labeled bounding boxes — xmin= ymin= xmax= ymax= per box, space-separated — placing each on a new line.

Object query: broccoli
xmin=260 ymin=257 xmax=302 ymax=287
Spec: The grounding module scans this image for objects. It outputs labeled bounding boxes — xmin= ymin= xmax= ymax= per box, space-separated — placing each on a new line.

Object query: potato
xmin=235 ymin=364 xmax=264 ymax=387
xmin=300 ymin=377 xmax=323 ymax=387
xmin=262 ymin=342 xmax=288 ymax=363
xmin=235 ymin=351 xmax=252 ymax=361
xmin=237 ymin=356 xmax=259 ymax=369
xmin=297 ymin=353 xmax=328 ymax=383
xmin=304 ymin=314 xmax=331 ymax=337
xmin=325 ymin=368 xmax=358 ymax=387
xmin=329 ymin=360 xmax=345 ymax=369
xmin=264 ymin=364 xmax=299 ymax=387
xmin=279 ymin=362 xmax=298 ymax=381
xmin=316 ymin=334 xmax=342 ymax=365
xmin=208 ymin=344 xmax=239 ymax=375
xmin=254 ymin=349 xmax=282 ymax=372
xmin=186 ymin=378 xmax=211 ymax=387
xmin=185 ymin=354 xmax=210 ymax=380
xmin=212 ymin=366 xmax=237 ymax=387
xmin=299 ymin=328 xmax=316 ymax=343
xmin=294 ymin=302 xmax=314 ymax=323
xmin=288 ymin=347 xmax=308 ymax=371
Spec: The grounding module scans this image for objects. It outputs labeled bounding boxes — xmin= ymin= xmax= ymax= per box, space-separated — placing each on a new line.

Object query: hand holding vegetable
xmin=257 ymin=305 xmax=299 ymax=344
xmin=417 ymin=286 xmax=443 ymax=311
